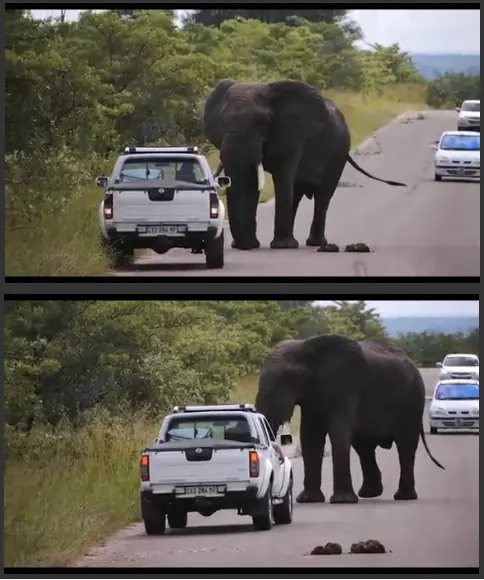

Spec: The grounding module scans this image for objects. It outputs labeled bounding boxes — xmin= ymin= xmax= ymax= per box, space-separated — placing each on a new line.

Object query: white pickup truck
xmin=97 ymin=147 xmax=230 ymax=269
xmin=139 ymin=404 xmax=294 ymax=535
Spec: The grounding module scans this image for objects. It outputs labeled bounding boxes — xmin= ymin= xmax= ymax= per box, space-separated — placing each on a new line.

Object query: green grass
xmin=4 ymin=375 xmax=301 ymax=568
xmin=5 ymin=84 xmax=427 ymax=276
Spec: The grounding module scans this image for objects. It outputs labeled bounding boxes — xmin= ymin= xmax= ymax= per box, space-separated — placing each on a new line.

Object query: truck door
xmin=257 ymin=417 xmax=284 ymax=496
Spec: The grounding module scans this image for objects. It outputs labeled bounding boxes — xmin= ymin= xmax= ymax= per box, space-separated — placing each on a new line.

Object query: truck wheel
xmin=430 ymin=427 xmax=438 ymax=435
xmin=205 ymin=231 xmax=224 ymax=269
xmin=434 ymin=174 xmax=442 ymax=182
xmin=167 ymin=510 xmax=188 ymax=529
xmin=101 ymin=235 xmax=133 ymax=269
xmin=252 ymin=485 xmax=274 ymax=531
xmin=273 ymin=478 xmax=293 ymax=525
xmin=141 ymin=493 xmax=166 ymax=535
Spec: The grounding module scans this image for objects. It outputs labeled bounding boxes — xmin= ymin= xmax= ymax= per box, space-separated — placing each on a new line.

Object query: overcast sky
xmin=30 ymin=9 xmax=480 ymax=54
xmin=313 ymin=301 xmax=479 ymax=318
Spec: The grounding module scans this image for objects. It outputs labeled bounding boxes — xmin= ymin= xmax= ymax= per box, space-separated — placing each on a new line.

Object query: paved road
xmin=115 ymin=110 xmax=480 ymax=277
xmin=76 ymin=369 xmax=479 ymax=568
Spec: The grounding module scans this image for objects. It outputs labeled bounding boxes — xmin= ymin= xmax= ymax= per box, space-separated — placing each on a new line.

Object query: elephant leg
xmin=394 ymin=432 xmax=419 ymax=501
xmin=270 ymin=151 xmax=302 ymax=249
xmin=245 ymin=185 xmax=261 ymax=249
xmin=296 ymin=410 xmax=326 ymax=503
xmin=327 ymin=415 xmax=358 ymax=504
xmin=352 ymin=435 xmax=383 ymax=498
xmin=306 ymin=191 xmax=331 ymax=247
xmin=291 ymin=182 xmax=306 ymax=226
xmin=308 ymin=152 xmax=347 ymax=250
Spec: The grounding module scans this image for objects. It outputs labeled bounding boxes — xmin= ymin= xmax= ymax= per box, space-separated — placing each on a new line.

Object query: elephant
xmin=254 ymin=334 xmax=445 ymax=505
xmin=203 ymin=79 xmax=406 ymax=251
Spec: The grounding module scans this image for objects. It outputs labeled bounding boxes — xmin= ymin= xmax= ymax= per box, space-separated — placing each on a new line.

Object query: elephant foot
xmin=317 ymin=242 xmax=340 ymax=253
xmin=394 ymin=487 xmax=418 ymax=501
xmin=296 ymin=489 xmax=326 ymax=503
xmin=358 ymin=481 xmax=383 ymax=499
xmin=344 ymin=242 xmax=372 ymax=253
xmin=329 ymin=490 xmax=359 ymax=504
xmin=270 ymin=236 xmax=299 ymax=249
xmin=305 ymin=235 xmax=323 ymax=247
xmin=231 ymin=238 xmax=260 ymax=250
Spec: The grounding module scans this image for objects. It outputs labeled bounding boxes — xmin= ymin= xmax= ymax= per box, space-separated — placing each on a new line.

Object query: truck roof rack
xmin=172 ymin=404 xmax=257 ymax=414
xmin=123 ymin=146 xmax=199 ymax=155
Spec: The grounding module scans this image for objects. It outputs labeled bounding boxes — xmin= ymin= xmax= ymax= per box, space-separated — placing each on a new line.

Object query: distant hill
xmin=382 ymin=316 xmax=479 ymax=337
xmin=410 ymin=53 xmax=480 ymax=80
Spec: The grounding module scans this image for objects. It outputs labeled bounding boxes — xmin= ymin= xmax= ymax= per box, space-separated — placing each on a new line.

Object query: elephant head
xmin=255 ymin=335 xmax=366 ymax=435
xmin=203 ymin=80 xmax=276 ymax=249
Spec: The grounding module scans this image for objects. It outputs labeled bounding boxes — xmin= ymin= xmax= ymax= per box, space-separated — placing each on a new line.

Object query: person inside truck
xmin=176 ymin=161 xmax=197 ymax=183
xmin=224 ymin=420 xmax=253 ymax=443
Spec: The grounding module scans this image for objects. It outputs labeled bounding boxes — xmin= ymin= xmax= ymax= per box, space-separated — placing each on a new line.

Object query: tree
xmin=183 ymin=9 xmax=350 ymax=28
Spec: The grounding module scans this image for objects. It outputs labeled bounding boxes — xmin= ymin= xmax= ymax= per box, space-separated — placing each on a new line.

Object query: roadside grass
xmin=5 ymin=84 xmax=426 ymax=276
xmin=4 ymin=375 xmax=300 ymax=568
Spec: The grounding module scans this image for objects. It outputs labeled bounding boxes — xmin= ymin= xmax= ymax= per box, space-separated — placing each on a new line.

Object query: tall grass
xmin=5 ymin=84 xmax=427 ymax=277
xmin=4 ymin=375 xmax=302 ymax=568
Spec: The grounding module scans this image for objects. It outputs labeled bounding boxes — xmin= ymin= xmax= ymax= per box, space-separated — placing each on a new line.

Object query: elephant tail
xmin=347 ymin=155 xmax=407 ymax=187
xmin=420 ymin=423 xmax=445 ymax=470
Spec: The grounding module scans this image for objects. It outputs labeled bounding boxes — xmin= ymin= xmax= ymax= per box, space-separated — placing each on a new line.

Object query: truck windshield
xmin=461 ymin=102 xmax=480 ymax=112
xmin=166 ymin=415 xmax=255 ymax=443
xmin=118 ymin=157 xmax=208 ymax=185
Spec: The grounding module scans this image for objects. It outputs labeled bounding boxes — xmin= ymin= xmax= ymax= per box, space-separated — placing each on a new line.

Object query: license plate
xmin=175 ymin=485 xmax=225 ymax=496
xmin=139 ymin=225 xmax=186 ymax=236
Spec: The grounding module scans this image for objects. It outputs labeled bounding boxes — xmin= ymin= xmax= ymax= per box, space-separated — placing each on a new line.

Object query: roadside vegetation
xmin=4 ymin=299 xmax=478 ymax=567
xmin=6 ymin=9 xmax=432 ymax=276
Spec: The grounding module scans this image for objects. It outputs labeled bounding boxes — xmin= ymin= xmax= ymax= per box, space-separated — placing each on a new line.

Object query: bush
xmin=425 ymin=73 xmax=480 ymax=109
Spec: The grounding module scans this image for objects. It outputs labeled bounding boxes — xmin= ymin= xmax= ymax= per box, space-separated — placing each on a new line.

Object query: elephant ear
xmin=203 ymin=79 xmax=237 ymax=148
xmin=266 ymin=80 xmax=332 ymax=153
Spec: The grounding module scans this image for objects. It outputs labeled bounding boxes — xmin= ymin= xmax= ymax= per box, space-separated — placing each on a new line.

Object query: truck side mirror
xmin=96 ymin=176 xmax=109 ymax=189
xmin=436 ymin=362 xmax=442 ymax=367
xmin=216 ymin=175 xmax=231 ymax=188
xmin=280 ymin=433 xmax=293 ymax=446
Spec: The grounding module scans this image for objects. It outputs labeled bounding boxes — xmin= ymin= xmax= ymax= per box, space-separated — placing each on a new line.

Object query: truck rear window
xmin=166 ymin=414 xmax=255 ymax=443
xmin=118 ymin=157 xmax=208 ymax=185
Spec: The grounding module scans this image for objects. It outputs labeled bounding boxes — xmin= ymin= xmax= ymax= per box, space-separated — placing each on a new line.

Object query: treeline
xmin=425 ymin=72 xmax=481 ymax=109
xmin=394 ymin=328 xmax=479 ymax=368
xmin=5 ymin=9 xmax=423 ymax=232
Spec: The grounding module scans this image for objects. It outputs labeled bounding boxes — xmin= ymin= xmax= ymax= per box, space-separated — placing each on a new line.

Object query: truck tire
xmin=273 ymin=477 xmax=293 ymax=525
xmin=101 ymin=235 xmax=133 ymax=269
xmin=141 ymin=493 xmax=166 ymax=535
xmin=434 ymin=174 xmax=442 ymax=182
xmin=167 ymin=510 xmax=188 ymax=529
xmin=205 ymin=231 xmax=224 ymax=269
xmin=252 ymin=484 xmax=274 ymax=531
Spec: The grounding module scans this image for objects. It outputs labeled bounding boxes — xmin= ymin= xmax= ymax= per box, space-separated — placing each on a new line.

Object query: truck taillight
xmin=209 ymin=192 xmax=219 ymax=219
xmin=140 ymin=454 xmax=149 ymax=482
xmin=249 ymin=450 xmax=260 ymax=478
xmin=103 ymin=192 xmax=114 ymax=219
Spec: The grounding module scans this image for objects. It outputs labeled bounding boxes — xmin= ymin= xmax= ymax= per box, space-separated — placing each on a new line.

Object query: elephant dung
xmin=350 ymin=539 xmax=387 ymax=554
xmin=310 ymin=542 xmax=343 ymax=555
xmin=344 ymin=243 xmax=372 ymax=253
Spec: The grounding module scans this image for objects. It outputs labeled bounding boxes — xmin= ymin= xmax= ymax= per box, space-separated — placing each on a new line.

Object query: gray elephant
xmin=203 ymin=79 xmax=406 ymax=251
xmin=255 ymin=335 xmax=444 ymax=505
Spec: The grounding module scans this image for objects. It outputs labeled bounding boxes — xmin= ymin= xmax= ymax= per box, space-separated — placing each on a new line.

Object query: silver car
xmin=428 ymin=379 xmax=479 ymax=434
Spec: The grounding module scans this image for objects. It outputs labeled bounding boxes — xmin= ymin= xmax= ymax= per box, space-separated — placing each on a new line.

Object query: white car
xmin=433 ymin=131 xmax=480 ymax=181
xmin=139 ymin=404 xmax=294 ymax=535
xmin=456 ymin=99 xmax=480 ymax=132
xmin=436 ymin=353 xmax=479 ymax=381
xmin=97 ymin=147 xmax=229 ymax=269
xmin=429 ymin=379 xmax=479 ymax=434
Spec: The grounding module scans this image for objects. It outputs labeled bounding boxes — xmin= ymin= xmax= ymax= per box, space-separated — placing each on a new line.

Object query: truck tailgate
xmin=113 ymin=189 xmax=210 ymax=223
xmin=148 ymin=446 xmax=250 ymax=486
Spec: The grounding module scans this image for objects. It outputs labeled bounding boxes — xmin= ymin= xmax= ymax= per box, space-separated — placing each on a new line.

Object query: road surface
xmin=76 ymin=369 xmax=479 ymax=568
xmin=115 ymin=110 xmax=480 ymax=277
